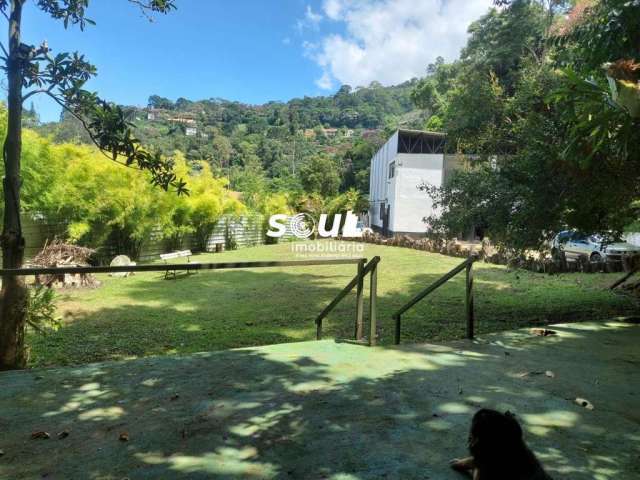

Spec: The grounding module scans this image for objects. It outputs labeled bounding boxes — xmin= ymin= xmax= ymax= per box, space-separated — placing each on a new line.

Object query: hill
xmin=35 ymin=81 xmax=426 ymax=197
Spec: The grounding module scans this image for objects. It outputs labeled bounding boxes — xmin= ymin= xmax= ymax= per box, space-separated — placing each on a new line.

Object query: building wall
xmin=369 ymin=131 xmax=398 ymax=229
xmin=624 ymin=232 xmax=640 ymax=247
xmin=390 ymin=153 xmax=444 ymax=234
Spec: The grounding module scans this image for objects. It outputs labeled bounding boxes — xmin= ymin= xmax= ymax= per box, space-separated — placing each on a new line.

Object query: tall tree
xmin=0 ymin=0 xmax=182 ymax=370
xmin=420 ymin=0 xmax=640 ymax=250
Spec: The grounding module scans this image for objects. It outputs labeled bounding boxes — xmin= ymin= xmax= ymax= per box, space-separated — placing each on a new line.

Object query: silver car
xmin=552 ymin=231 xmax=640 ymax=262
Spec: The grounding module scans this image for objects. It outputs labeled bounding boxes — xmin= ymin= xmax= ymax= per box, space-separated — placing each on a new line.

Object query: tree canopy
xmin=413 ymin=0 xmax=640 ymax=251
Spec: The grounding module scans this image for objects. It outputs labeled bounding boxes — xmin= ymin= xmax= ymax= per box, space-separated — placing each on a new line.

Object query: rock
xmin=575 ymin=397 xmax=594 ymax=410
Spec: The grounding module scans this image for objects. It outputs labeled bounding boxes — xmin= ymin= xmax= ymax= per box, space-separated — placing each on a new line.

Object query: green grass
xmin=28 ymin=241 xmax=637 ymax=367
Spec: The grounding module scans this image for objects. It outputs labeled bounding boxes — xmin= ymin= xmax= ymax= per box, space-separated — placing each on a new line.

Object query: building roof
xmin=396 ymin=129 xmax=446 ymax=154
xmin=397 ymin=128 xmax=445 ymax=137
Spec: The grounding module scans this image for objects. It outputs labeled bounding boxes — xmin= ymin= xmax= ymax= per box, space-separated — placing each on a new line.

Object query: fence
xmin=109 ymin=215 xmax=267 ymax=261
xmin=1 ymin=257 xmax=380 ymax=345
xmin=8 ymin=213 xmax=274 ymax=267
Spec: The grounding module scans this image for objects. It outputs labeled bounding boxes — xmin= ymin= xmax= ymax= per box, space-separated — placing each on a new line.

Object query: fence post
xmin=394 ymin=314 xmax=401 ymax=345
xmin=355 ymin=258 xmax=365 ymax=340
xmin=368 ymin=260 xmax=378 ymax=346
xmin=465 ymin=259 xmax=475 ymax=339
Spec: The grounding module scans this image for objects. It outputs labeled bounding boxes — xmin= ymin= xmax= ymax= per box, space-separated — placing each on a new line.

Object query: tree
xmin=421 ymin=0 xmax=640 ymax=251
xmin=160 ymin=155 xmax=245 ymax=252
xmin=0 ymin=0 xmax=181 ymax=370
xmin=148 ymin=94 xmax=174 ymax=110
xmin=299 ymin=155 xmax=341 ymax=197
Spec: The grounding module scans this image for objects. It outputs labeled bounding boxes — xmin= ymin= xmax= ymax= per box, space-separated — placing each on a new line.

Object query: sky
xmin=16 ymin=0 xmax=494 ymax=122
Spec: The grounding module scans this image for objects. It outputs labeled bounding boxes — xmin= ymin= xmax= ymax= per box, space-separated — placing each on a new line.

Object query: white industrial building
xmin=369 ymin=129 xmax=461 ymax=236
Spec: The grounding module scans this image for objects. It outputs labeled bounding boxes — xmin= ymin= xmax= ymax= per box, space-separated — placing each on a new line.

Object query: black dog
xmin=450 ymin=409 xmax=552 ymax=480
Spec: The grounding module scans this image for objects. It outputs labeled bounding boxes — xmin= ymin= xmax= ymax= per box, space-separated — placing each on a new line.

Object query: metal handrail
xmin=1 ymin=256 xmax=378 ymax=346
xmin=393 ymin=255 xmax=477 ymax=344
xmin=0 ymin=258 xmax=364 ymax=276
xmin=316 ymin=256 xmax=381 ymax=345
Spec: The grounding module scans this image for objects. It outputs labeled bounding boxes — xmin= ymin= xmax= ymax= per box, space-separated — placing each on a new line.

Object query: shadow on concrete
xmin=3 ymin=321 xmax=640 ymax=479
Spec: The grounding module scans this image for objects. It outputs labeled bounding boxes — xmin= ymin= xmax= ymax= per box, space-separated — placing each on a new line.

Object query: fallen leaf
xmin=57 ymin=430 xmax=70 ymax=440
xmin=575 ymin=397 xmax=594 ymax=410
xmin=518 ymin=371 xmax=543 ymax=377
xmin=531 ymin=328 xmax=557 ymax=337
xmin=119 ymin=432 xmax=129 ymax=442
xmin=31 ymin=431 xmax=50 ymax=440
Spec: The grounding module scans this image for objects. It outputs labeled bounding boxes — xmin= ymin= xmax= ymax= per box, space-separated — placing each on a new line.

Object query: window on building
xmin=388 ymin=161 xmax=395 ymax=179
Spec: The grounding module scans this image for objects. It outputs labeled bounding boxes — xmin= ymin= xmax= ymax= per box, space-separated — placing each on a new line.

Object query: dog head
xmin=468 ymin=409 xmax=524 ymax=460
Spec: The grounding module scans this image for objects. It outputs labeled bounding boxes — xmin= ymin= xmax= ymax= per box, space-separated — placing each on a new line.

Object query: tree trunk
xmin=0 ymin=0 xmax=27 ymax=370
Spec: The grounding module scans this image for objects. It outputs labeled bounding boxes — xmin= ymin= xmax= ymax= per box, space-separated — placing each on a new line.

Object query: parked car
xmin=551 ymin=230 xmax=640 ymax=262
xmin=356 ymin=220 xmax=373 ymax=236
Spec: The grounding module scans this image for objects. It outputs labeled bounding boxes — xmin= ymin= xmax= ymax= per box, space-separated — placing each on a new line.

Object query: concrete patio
xmin=1 ymin=321 xmax=639 ymax=479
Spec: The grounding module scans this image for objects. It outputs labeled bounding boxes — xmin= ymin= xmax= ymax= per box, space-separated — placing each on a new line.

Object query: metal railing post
xmin=392 ymin=255 xmax=477 ymax=345
xmin=394 ymin=314 xmax=401 ymax=345
xmin=368 ymin=260 xmax=378 ymax=346
xmin=354 ymin=258 xmax=365 ymax=340
xmin=466 ymin=259 xmax=475 ymax=339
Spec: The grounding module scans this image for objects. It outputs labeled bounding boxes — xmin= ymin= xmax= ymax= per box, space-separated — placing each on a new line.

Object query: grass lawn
xmin=28 ymin=241 xmax=638 ymax=366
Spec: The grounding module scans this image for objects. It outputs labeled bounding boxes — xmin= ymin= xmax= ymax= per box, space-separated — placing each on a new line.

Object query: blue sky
xmin=17 ymin=0 xmax=493 ymax=122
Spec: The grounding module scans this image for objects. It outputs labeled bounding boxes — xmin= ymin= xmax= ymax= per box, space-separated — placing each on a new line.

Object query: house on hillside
xmin=361 ymin=129 xmax=381 ymax=140
xmin=369 ymin=129 xmax=463 ymax=237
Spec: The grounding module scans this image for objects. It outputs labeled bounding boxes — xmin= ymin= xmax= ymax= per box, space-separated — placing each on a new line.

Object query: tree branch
xmin=127 ymin=0 xmax=176 ymax=22
xmin=41 ymin=90 xmax=142 ymax=170
xmin=22 ymin=83 xmax=56 ymax=101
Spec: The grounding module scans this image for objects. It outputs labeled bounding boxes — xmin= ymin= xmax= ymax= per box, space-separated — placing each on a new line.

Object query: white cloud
xmin=305 ymin=5 xmax=323 ymax=25
xmin=323 ymin=0 xmax=347 ymax=20
xmin=282 ymin=37 xmax=292 ymax=45
xmin=310 ymin=0 xmax=493 ymax=89
xmin=297 ymin=4 xmax=323 ymax=31
xmin=316 ymin=72 xmax=334 ymax=90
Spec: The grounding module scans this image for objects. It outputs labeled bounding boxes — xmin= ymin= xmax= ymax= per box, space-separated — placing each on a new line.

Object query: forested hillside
xmin=36 ymin=80 xmax=425 ymax=200
xmin=30 ymin=0 xmax=640 ymax=252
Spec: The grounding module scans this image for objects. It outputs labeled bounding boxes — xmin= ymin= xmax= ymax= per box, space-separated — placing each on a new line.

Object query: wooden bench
xmin=160 ymin=250 xmax=194 ymax=279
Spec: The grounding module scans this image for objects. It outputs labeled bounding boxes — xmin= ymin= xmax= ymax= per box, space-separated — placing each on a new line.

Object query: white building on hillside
xmin=369 ymin=129 xmax=462 ymax=236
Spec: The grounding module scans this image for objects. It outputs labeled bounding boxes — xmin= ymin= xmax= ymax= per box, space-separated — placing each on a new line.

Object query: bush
xmin=26 ymin=286 xmax=61 ymax=334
